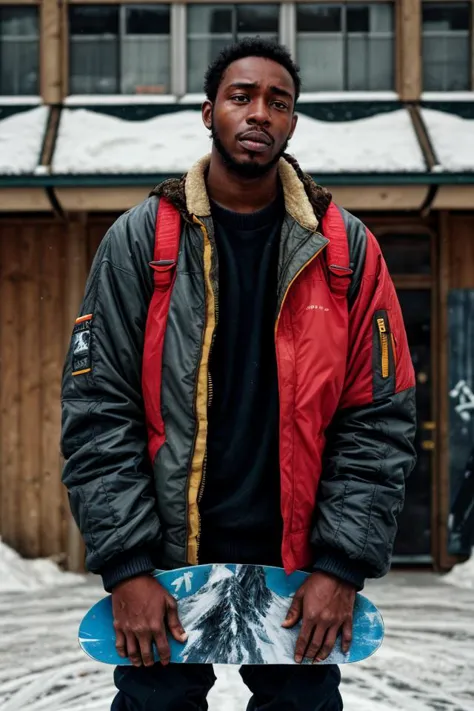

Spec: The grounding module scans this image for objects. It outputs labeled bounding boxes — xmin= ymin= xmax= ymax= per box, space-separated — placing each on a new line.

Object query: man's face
xmin=202 ymin=56 xmax=298 ymax=178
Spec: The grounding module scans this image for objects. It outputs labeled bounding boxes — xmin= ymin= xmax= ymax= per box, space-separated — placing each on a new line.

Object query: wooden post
xmin=63 ymin=215 xmax=88 ymax=572
xmin=436 ymin=212 xmax=469 ymax=572
xmin=397 ymin=0 xmax=421 ymax=101
xmin=40 ymin=0 xmax=62 ymax=104
xmin=40 ymin=224 xmax=66 ymax=559
xmin=19 ymin=225 xmax=42 ymax=557
xmin=0 ymin=227 xmax=22 ymax=550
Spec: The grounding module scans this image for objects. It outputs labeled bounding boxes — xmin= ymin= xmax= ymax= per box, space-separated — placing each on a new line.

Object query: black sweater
xmin=199 ymin=195 xmax=285 ymax=564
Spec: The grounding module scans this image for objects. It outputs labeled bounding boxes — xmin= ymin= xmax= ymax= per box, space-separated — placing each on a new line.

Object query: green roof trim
xmin=1 ymin=172 xmax=474 ymax=188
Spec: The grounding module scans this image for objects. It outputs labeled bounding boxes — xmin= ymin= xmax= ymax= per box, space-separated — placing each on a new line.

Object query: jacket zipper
xmin=391 ymin=333 xmax=397 ymax=367
xmin=376 ymin=316 xmax=390 ymax=378
xmin=274 ymin=241 xmax=328 ymax=540
xmin=195 ymin=223 xmax=219 ymax=563
xmin=195 ymin=371 xmax=213 ymax=558
xmin=197 ymin=372 xmax=213 ymax=506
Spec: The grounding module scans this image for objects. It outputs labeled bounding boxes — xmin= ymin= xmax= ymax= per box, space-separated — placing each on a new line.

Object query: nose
xmin=246 ymin=97 xmax=271 ymax=127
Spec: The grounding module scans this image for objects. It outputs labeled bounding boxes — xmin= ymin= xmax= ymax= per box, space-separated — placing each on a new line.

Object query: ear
xmin=202 ymin=100 xmax=213 ymax=130
xmin=288 ymin=113 xmax=298 ymax=141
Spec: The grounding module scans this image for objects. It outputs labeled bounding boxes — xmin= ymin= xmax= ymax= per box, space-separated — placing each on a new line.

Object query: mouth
xmin=238 ymin=131 xmax=273 ymax=154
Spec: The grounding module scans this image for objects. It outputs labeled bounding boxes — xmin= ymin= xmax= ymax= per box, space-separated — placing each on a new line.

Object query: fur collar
xmin=150 ymin=153 xmax=331 ymax=230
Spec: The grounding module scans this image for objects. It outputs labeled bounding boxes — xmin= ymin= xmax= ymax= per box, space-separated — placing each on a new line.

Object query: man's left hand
xmin=282 ymin=571 xmax=356 ymax=663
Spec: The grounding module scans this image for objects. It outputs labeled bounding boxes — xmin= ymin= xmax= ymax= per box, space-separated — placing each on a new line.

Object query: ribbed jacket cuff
xmin=100 ymin=551 xmax=156 ymax=593
xmin=313 ymin=551 xmax=366 ymax=591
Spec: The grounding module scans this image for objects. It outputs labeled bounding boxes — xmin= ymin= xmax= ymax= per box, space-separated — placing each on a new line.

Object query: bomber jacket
xmin=61 ymin=154 xmax=417 ymax=592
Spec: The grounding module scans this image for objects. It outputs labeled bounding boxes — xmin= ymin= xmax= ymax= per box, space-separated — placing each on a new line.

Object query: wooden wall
xmin=0 ymin=216 xmax=112 ymax=563
xmin=448 ymin=215 xmax=474 ymax=289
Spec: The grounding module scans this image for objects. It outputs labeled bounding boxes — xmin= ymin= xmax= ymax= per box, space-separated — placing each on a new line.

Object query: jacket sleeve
xmin=61 ymin=199 xmax=160 ymax=590
xmin=312 ymin=214 xmax=417 ymax=588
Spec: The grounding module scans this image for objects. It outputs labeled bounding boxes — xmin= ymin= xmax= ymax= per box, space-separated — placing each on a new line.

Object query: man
xmin=61 ymin=39 xmax=417 ymax=711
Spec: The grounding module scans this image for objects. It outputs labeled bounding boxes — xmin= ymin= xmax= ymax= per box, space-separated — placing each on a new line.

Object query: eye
xmin=231 ymin=94 xmax=249 ymax=103
xmin=272 ymin=100 xmax=288 ymax=110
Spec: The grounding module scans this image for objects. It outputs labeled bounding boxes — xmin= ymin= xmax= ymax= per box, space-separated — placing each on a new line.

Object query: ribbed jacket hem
xmin=101 ymin=551 xmax=156 ymax=592
xmin=313 ymin=551 xmax=366 ymax=591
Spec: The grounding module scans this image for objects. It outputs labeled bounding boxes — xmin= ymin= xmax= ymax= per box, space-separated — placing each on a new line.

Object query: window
xmin=0 ymin=6 xmax=39 ymax=95
xmin=187 ymin=4 xmax=279 ymax=93
xmin=296 ymin=3 xmax=394 ymax=92
xmin=377 ymin=234 xmax=431 ymax=275
xmin=69 ymin=5 xmax=171 ymax=95
xmin=422 ymin=3 xmax=471 ymax=91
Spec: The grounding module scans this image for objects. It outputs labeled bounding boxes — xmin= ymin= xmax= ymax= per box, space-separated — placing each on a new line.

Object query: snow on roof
xmin=0 ymin=106 xmax=48 ymax=175
xmin=53 ymin=108 xmax=210 ymax=175
xmin=293 ymin=109 xmax=424 ymax=174
xmin=422 ymin=108 xmax=474 ymax=172
xmin=52 ymin=107 xmax=425 ymax=175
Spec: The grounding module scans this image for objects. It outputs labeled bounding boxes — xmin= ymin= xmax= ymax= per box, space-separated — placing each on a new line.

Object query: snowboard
xmin=79 ymin=563 xmax=384 ymax=666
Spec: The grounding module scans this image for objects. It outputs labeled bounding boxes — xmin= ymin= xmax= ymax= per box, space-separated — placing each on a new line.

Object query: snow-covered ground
xmin=1 ymin=540 xmax=474 ymax=711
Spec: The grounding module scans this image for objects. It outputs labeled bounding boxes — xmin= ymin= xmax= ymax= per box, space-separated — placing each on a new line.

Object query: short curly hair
xmin=204 ymin=38 xmax=301 ymax=105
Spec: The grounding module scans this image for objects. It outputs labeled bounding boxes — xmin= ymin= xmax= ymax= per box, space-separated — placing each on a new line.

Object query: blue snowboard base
xmin=79 ymin=564 xmax=384 ymax=666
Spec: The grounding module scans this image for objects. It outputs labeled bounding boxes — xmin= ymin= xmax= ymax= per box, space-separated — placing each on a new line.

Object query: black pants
xmin=111 ymin=663 xmax=342 ymax=711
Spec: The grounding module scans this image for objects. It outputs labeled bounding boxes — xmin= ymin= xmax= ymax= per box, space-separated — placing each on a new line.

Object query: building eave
xmin=1 ymin=172 xmax=474 ymax=189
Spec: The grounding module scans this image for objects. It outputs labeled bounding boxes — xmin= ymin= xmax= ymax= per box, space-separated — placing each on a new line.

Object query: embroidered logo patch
xmin=72 ymin=314 xmax=92 ymax=376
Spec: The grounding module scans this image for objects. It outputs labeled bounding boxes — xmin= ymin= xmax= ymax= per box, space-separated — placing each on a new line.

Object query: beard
xmin=211 ymin=119 xmax=290 ymax=179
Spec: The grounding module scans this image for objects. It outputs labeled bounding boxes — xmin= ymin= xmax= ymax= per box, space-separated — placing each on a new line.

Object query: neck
xmin=206 ymin=147 xmax=280 ymax=214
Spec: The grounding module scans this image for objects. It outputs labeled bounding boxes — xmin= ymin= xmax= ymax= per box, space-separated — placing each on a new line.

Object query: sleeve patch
xmin=72 ymin=315 xmax=92 ymax=376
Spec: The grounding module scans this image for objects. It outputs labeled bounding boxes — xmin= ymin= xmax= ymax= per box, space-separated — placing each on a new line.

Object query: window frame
xmin=295 ymin=2 xmax=396 ymax=93
xmin=66 ymin=1 xmax=173 ymax=97
xmin=57 ymin=0 xmax=471 ymax=102
xmin=185 ymin=3 xmax=280 ymax=94
xmin=0 ymin=2 xmax=40 ymax=98
xmin=421 ymin=0 xmax=473 ymax=93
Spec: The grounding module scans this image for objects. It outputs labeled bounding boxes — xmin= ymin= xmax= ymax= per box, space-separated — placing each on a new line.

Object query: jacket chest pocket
xmin=373 ymin=310 xmax=396 ymax=399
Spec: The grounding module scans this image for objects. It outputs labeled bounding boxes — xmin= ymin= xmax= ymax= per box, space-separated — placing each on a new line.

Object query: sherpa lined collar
xmin=151 ymin=153 xmax=331 ymax=230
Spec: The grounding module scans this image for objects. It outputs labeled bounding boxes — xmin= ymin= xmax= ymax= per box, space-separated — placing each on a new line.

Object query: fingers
xmin=136 ymin=631 xmax=155 ymax=667
xmin=166 ymin=597 xmax=188 ymax=643
xmin=282 ymin=590 xmax=303 ymax=629
xmin=125 ymin=632 xmax=142 ymax=667
xmin=115 ymin=626 xmax=156 ymax=667
xmin=341 ymin=618 xmax=353 ymax=654
xmin=153 ymin=628 xmax=171 ymax=666
xmin=294 ymin=618 xmax=314 ymax=663
xmin=303 ymin=622 xmax=327 ymax=662
xmin=114 ymin=626 xmax=127 ymax=659
xmin=315 ymin=625 xmax=338 ymax=663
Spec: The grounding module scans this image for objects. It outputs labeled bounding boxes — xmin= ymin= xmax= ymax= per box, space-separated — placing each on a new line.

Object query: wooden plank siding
xmin=448 ymin=215 xmax=474 ymax=289
xmin=0 ymin=217 xmax=111 ymax=563
xmin=18 ymin=225 xmax=43 ymax=556
xmin=0 ymin=227 xmax=22 ymax=550
xmin=40 ymin=224 xmax=67 ymax=558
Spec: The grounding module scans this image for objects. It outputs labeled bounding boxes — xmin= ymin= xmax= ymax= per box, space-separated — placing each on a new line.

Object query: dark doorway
xmin=373 ymin=227 xmax=435 ymax=562
xmin=393 ymin=290 xmax=433 ymax=559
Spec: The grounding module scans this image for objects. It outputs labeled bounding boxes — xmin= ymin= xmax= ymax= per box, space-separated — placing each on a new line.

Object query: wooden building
xmin=0 ymin=0 xmax=473 ymax=572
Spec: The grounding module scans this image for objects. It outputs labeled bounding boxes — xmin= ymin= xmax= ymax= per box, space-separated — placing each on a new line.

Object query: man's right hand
xmin=112 ymin=575 xmax=187 ymax=667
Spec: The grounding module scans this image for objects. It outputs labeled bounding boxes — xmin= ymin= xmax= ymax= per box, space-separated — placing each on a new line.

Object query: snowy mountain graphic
xmin=78 ymin=563 xmax=384 ymax=666
xmin=177 ymin=564 xmax=299 ymax=664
